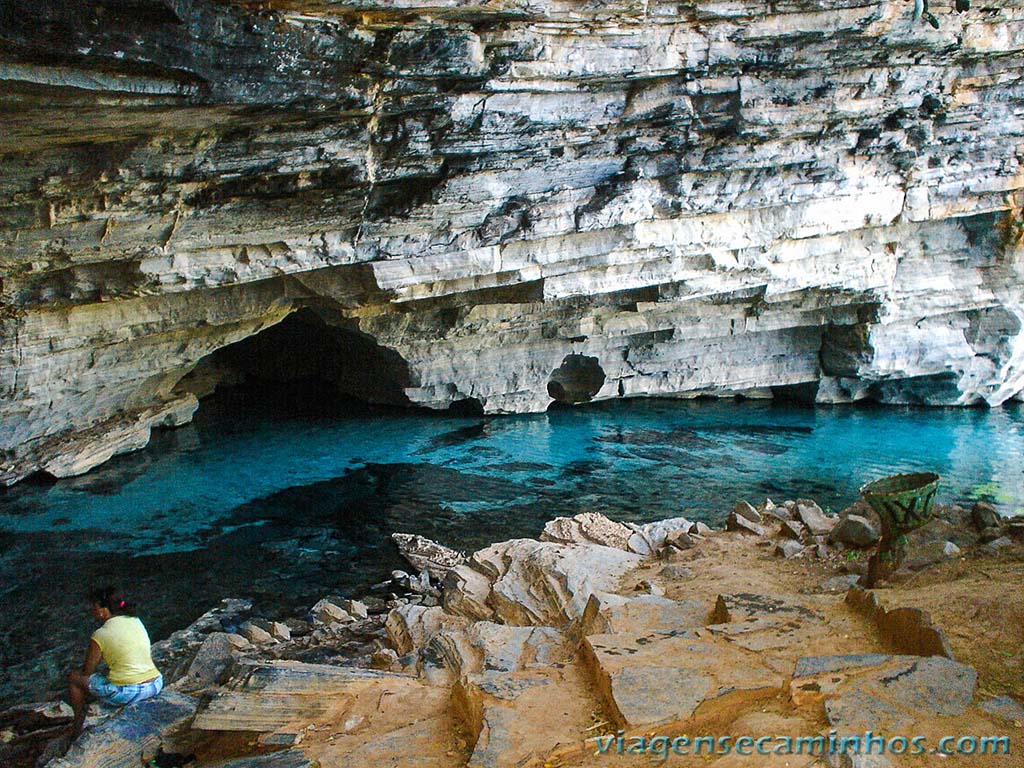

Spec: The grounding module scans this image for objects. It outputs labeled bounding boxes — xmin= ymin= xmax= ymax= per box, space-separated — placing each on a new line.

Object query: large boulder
xmin=625 ymin=517 xmax=694 ymax=554
xmin=385 ymin=604 xmax=469 ymax=656
xmin=731 ymin=501 xmax=763 ymax=524
xmin=726 ymin=513 xmax=766 ymax=536
xmin=443 ymin=539 xmax=643 ymax=627
xmin=182 ymin=632 xmax=252 ymax=688
xmin=151 ymin=598 xmax=254 ymax=686
xmin=792 ymin=499 xmax=837 ymax=536
xmin=540 ymin=512 xmax=633 ymax=550
xmin=487 ymin=541 xmax=643 ymax=626
xmin=309 ymin=599 xmax=354 ymax=626
xmin=829 ymin=514 xmax=880 ymax=548
xmin=971 ymin=501 xmax=1001 ymax=531
xmin=443 ymin=565 xmax=495 ymax=622
xmin=46 ymin=692 xmax=198 ymax=768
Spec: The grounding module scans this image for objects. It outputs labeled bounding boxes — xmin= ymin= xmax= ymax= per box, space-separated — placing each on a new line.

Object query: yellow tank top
xmin=91 ymin=616 xmax=161 ymax=685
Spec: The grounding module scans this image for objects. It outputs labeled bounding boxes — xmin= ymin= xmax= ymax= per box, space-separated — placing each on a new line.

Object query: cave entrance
xmin=180 ymin=308 xmax=412 ymax=413
xmin=547 ymin=354 xmax=606 ymax=406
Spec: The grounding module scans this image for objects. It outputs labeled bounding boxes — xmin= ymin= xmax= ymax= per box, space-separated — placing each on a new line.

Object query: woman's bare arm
xmin=68 ymin=640 xmax=102 ymax=687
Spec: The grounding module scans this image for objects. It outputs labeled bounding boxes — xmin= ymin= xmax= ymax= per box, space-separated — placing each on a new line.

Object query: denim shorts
xmin=88 ymin=672 xmax=163 ymax=707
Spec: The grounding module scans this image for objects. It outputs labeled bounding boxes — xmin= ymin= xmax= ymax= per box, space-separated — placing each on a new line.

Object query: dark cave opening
xmin=547 ymin=353 xmax=606 ymax=406
xmin=178 ymin=308 xmax=413 ymax=413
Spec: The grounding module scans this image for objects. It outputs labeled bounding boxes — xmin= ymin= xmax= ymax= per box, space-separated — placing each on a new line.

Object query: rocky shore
xmin=2 ymin=496 xmax=1022 ymax=768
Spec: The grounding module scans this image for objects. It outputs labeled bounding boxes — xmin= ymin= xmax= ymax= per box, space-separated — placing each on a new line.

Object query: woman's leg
xmin=67 ymin=678 xmax=89 ymax=737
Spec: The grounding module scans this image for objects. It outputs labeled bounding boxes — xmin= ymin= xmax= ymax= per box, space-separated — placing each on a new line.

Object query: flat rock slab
xmin=193 ymin=663 xmax=422 ymax=733
xmin=204 ymin=749 xmax=316 ymax=768
xmin=47 ymin=691 xmax=198 ymax=768
xmin=820 ymin=656 xmax=979 ymax=734
xmin=790 ymin=654 xmax=893 ymax=705
xmin=457 ymin=668 xmax=592 ymax=768
xmin=295 ymin=670 xmax=453 ymax=767
xmin=194 ymin=691 xmax=349 ymax=734
xmin=582 ymin=632 xmax=782 ymax=729
xmin=979 ymin=695 xmax=1024 ymax=723
xmin=825 ymin=688 xmax=914 ymax=732
xmin=310 ymin=716 xmax=451 ymax=768
xmin=579 ymin=592 xmax=708 ymax=636
xmin=794 ymin=654 xmax=893 ymax=678
xmin=712 ymin=593 xmax=818 ymax=624
xmin=600 ymin=665 xmax=712 ymax=728
xmin=786 ymin=651 xmax=892 ymax=708
xmin=862 ymin=656 xmax=977 ymax=716
xmin=708 ymin=593 xmax=826 ymax=652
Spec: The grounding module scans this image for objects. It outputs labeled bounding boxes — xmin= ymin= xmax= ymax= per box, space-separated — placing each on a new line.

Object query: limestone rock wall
xmin=2 ymin=0 xmax=1024 ymax=483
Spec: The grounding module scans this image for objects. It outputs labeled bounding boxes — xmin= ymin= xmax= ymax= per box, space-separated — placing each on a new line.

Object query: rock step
xmin=307 ymin=715 xmax=454 ymax=768
xmin=578 ymin=593 xmax=845 ymax=732
xmin=212 ymin=661 xmax=457 ymax=768
xmin=192 ymin=662 xmax=425 ymax=733
xmin=454 ymin=666 xmax=598 ymax=768
xmin=581 ymin=629 xmax=784 ymax=732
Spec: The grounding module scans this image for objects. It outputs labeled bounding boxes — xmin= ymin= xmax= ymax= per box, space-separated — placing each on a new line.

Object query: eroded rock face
xmin=3 ymin=0 xmax=1024 ymax=483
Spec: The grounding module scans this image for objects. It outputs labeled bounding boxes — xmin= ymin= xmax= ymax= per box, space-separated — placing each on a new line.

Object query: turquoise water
xmin=1 ymin=383 xmax=1023 ymax=706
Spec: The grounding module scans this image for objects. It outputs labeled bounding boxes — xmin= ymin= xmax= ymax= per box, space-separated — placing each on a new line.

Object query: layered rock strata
xmin=3 ymin=0 xmax=1024 ymax=483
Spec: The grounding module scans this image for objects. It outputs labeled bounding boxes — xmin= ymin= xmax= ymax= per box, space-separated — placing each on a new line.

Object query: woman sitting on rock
xmin=67 ymin=586 xmax=163 ymax=737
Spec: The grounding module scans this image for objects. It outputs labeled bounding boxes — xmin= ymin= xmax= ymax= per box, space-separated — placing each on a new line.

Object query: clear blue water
xmin=1 ymin=382 xmax=1023 ymax=706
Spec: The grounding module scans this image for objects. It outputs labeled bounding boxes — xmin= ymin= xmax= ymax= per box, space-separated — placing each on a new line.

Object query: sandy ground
xmin=871 ymin=547 xmax=1024 ymax=700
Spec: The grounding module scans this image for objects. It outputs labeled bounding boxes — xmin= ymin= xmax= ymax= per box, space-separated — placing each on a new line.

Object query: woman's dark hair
xmin=88 ymin=586 xmax=136 ymax=616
